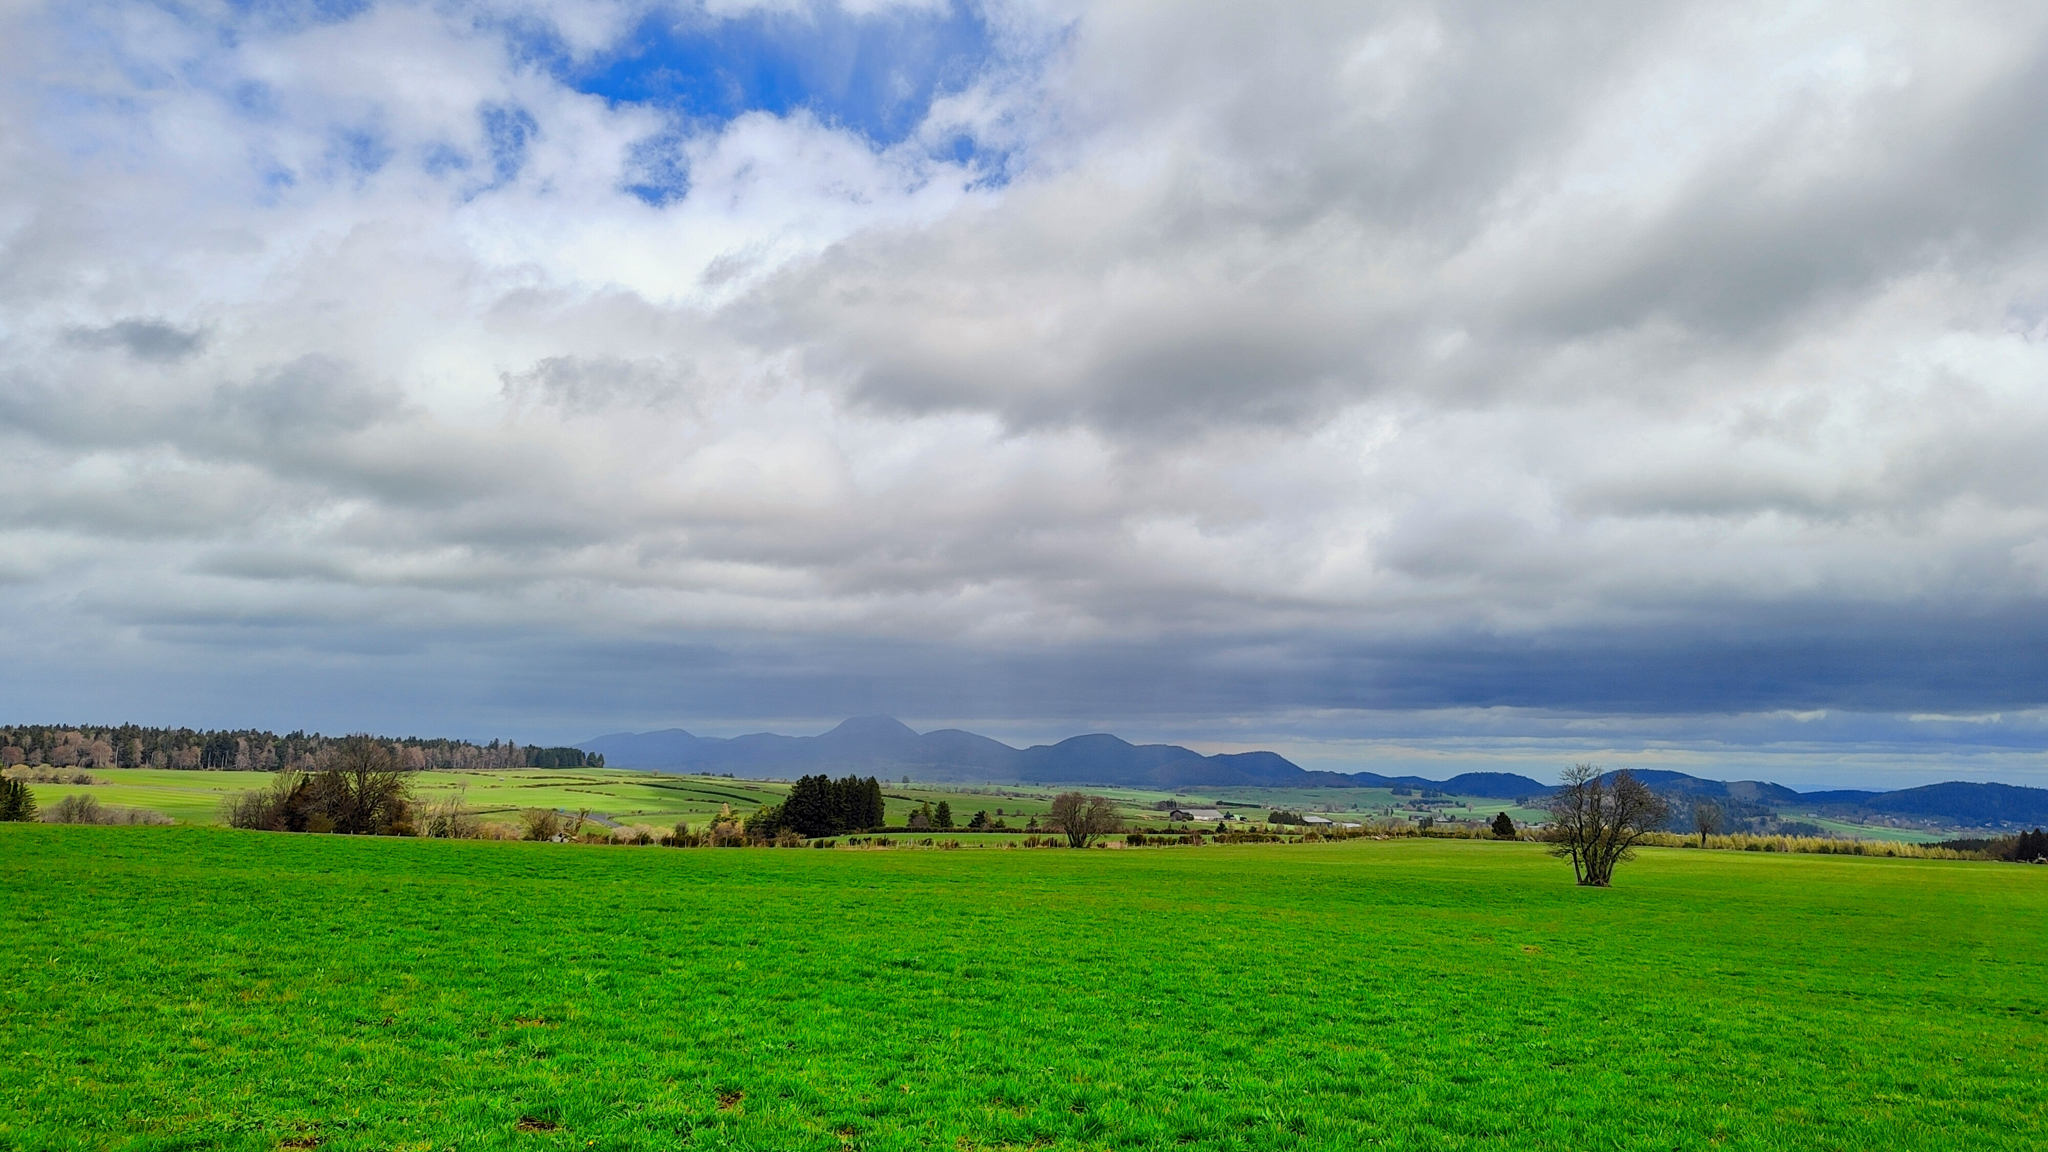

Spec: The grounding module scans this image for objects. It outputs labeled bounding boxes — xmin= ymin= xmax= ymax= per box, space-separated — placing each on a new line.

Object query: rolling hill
xmin=582 ymin=717 xmax=2048 ymax=826
xmin=581 ymin=716 xmax=1553 ymax=794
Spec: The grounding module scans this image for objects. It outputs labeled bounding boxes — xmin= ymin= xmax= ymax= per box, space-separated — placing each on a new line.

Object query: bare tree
xmin=420 ymin=784 xmax=479 ymax=839
xmin=1545 ymin=765 xmax=1670 ymax=886
xmin=1692 ymin=799 xmax=1723 ymax=848
xmin=520 ymin=808 xmax=563 ymax=841
xmin=1048 ymin=792 xmax=1120 ymax=848
xmin=315 ymin=737 xmax=414 ymax=835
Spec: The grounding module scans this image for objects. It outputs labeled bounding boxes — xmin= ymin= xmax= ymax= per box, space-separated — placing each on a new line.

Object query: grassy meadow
xmin=17 ymin=769 xmax=1562 ymax=835
xmin=3 ymin=826 xmax=2044 ymax=1150
xmin=28 ymin=767 xmax=1951 ymax=842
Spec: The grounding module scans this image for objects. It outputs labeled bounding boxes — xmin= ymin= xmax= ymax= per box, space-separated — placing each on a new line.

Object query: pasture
xmin=3 ymin=828 xmax=2044 ymax=1150
xmin=25 ymin=767 xmax=1949 ymax=842
xmin=18 ymin=769 xmax=1558 ymax=835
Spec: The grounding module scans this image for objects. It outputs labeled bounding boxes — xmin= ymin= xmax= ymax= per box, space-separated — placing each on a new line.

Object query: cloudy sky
xmin=5 ymin=0 xmax=2048 ymax=786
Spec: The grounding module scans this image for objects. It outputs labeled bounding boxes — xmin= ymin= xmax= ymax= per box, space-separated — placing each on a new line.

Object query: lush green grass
xmin=1788 ymin=814 xmax=1950 ymax=843
xmin=4 ymin=827 xmax=2044 ymax=1150
xmin=17 ymin=769 xmax=267 ymax=823
xmin=19 ymin=770 xmax=1204 ymax=830
xmin=22 ymin=769 xmax=1982 ymax=843
xmin=22 ymin=770 xmax=1551 ymax=833
xmin=19 ymin=769 xmax=795 ymax=829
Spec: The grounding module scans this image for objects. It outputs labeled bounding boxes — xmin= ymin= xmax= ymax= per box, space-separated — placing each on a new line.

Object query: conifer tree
xmin=782 ymin=775 xmax=836 ymax=838
xmin=0 ymin=778 xmax=37 ymax=822
xmin=828 ymin=775 xmax=857 ymax=832
xmin=935 ymin=801 xmax=953 ymax=829
xmin=864 ymin=777 xmax=885 ymax=829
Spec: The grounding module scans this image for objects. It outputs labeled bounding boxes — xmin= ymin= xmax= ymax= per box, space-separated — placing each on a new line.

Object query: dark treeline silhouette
xmin=0 ymin=725 xmax=601 ymax=772
xmin=1940 ymin=827 xmax=2048 ymax=862
xmin=774 ymin=774 xmax=887 ymax=837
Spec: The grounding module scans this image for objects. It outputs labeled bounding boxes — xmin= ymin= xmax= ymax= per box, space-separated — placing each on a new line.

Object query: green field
xmin=18 ymin=769 xmax=1556 ymax=834
xmin=4 ymin=827 xmax=2044 ymax=1150
xmin=23 ymin=769 xmax=1957 ymax=843
xmin=1791 ymin=814 xmax=1951 ymax=844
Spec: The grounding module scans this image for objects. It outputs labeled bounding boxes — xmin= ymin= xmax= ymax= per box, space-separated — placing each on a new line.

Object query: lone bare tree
xmin=1048 ymin=792 xmax=1120 ymax=848
xmin=1692 ymin=799 xmax=1723 ymax=847
xmin=316 ymin=736 xmax=414 ymax=835
xmin=1545 ymin=765 xmax=1670 ymax=886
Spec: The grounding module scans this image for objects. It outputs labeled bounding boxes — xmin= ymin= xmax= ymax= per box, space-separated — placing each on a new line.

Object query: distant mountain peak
xmin=574 ymin=723 xmax=2048 ymax=827
xmin=822 ymin=716 xmax=920 ymax=740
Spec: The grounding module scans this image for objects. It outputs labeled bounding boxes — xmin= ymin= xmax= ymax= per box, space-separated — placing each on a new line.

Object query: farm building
xmin=1301 ymin=815 xmax=1335 ymax=826
xmin=1170 ymin=807 xmax=1227 ymax=822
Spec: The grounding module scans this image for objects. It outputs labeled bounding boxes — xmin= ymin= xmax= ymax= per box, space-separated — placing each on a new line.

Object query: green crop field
xmin=17 ymin=769 xmax=1558 ymax=835
xmin=4 ymin=827 xmax=2044 ymax=1150
xmin=33 ymin=767 xmax=1956 ymax=843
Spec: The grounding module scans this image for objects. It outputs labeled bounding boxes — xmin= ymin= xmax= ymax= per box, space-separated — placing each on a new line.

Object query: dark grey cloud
xmin=212 ymin=356 xmax=401 ymax=437
xmin=500 ymin=354 xmax=695 ymax=412
xmin=64 ymin=318 xmax=207 ymax=362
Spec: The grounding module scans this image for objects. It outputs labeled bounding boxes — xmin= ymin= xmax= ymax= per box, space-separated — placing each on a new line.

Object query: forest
xmin=0 ymin=725 xmax=598 ymax=772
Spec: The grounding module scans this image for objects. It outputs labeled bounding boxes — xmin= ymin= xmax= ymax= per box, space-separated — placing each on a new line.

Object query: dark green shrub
xmin=0 ymin=778 xmax=37 ymax=822
xmin=43 ymin=794 xmax=170 ymax=825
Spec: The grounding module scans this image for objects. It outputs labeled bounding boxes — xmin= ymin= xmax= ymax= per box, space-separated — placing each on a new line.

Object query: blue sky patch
xmin=219 ymin=0 xmax=372 ymax=35
xmin=621 ymin=127 xmax=692 ymax=207
xmin=333 ymin=126 xmax=392 ymax=176
xmin=479 ymin=103 xmax=538 ymax=186
xmin=568 ymin=3 xmax=994 ymax=147
xmin=421 ymin=142 xmax=470 ymax=178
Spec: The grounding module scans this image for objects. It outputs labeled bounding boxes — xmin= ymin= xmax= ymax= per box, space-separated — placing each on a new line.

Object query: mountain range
xmin=581 ymin=717 xmax=2048 ymax=826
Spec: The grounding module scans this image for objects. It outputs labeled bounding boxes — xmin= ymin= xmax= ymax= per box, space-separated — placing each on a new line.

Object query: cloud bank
xmin=4 ymin=0 xmax=2048 ymax=785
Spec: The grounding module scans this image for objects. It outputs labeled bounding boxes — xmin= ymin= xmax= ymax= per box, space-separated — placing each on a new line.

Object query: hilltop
xmin=580 ymin=716 xmax=1549 ymax=796
xmin=581 ymin=718 xmax=2048 ymax=828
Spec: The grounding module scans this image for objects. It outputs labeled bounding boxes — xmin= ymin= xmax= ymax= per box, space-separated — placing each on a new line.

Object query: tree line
xmin=750 ymin=775 xmax=887 ymax=838
xmin=0 ymin=724 xmax=600 ymax=772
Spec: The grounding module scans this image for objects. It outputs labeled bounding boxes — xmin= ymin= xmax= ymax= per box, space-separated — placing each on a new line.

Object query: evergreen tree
xmin=827 ymin=775 xmax=853 ymax=830
xmin=968 ymin=810 xmax=989 ymax=830
xmin=828 ymin=774 xmax=882 ymax=833
xmin=0 ymin=778 xmax=36 ymax=822
xmin=782 ymin=775 xmax=837 ymax=838
xmin=1491 ymin=812 xmax=1516 ymax=839
xmin=935 ymin=801 xmax=953 ymax=829
xmin=743 ymin=802 xmax=784 ymax=841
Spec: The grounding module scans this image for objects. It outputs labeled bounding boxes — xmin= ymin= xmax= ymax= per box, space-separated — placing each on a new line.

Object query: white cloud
xmin=4 ymin=0 xmax=2048 ymax=783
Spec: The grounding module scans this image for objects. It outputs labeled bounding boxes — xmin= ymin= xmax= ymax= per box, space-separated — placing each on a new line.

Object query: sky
xmin=4 ymin=0 xmax=2048 ymax=788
